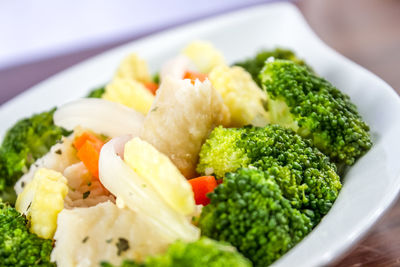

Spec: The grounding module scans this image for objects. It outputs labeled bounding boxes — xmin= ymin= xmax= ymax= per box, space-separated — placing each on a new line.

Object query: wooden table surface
xmin=298 ymin=0 xmax=400 ymax=266
xmin=0 ymin=0 xmax=399 ymax=266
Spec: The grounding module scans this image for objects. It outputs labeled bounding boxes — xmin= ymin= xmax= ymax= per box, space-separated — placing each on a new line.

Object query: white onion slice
xmin=99 ymin=136 xmax=199 ymax=242
xmin=160 ymin=55 xmax=197 ymax=81
xmin=54 ymin=98 xmax=144 ymax=138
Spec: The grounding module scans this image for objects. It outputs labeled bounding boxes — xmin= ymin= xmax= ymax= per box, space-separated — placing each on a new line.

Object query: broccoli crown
xmin=260 ymin=60 xmax=372 ymax=166
xmin=197 ymin=127 xmax=250 ymax=179
xmin=233 ymin=48 xmax=310 ymax=86
xmin=0 ymin=108 xmax=69 ymax=204
xmin=197 ymin=125 xmax=341 ymax=222
xmin=87 ymin=87 xmax=106 ymax=98
xmin=199 ymin=168 xmax=312 ymax=266
xmin=0 ymin=201 xmax=54 ymax=266
xmin=101 ymin=237 xmax=252 ymax=267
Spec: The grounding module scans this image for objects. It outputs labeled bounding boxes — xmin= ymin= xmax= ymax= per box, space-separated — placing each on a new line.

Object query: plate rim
xmin=1 ymin=2 xmax=400 ymax=267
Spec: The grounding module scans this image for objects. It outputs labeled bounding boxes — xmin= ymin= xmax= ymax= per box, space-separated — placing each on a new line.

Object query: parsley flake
xmin=116 ymin=238 xmax=130 ymax=256
xmin=83 ymin=191 xmax=91 ymax=199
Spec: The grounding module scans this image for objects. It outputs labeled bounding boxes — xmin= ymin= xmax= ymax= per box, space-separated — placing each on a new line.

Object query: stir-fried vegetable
xmin=209 ymin=65 xmax=269 ymax=127
xmin=99 ymin=136 xmax=200 ymax=242
xmin=124 ymin=137 xmax=195 ymax=215
xmin=1 ymin=41 xmax=373 ymax=267
xmin=140 ymin=77 xmax=230 ymax=178
xmin=188 ymin=176 xmax=217 ymax=206
xmin=54 ymin=98 xmax=145 ymax=138
xmin=74 ymin=132 xmax=105 ymax=179
xmin=16 ymin=168 xmax=68 ymax=239
xmin=183 ymin=41 xmax=225 ymax=73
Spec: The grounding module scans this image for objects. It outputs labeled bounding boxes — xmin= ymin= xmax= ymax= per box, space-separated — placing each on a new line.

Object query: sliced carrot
xmin=76 ymin=140 xmax=102 ymax=179
xmin=74 ymin=132 xmax=105 ymax=179
xmin=188 ymin=176 xmax=217 ymax=206
xmin=73 ymin=132 xmax=103 ymax=151
xmin=183 ymin=71 xmax=207 ymax=84
xmin=144 ymin=82 xmax=159 ymax=95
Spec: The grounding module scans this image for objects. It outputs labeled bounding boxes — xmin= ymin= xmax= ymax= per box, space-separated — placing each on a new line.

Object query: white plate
xmin=1 ymin=2 xmax=400 ymax=267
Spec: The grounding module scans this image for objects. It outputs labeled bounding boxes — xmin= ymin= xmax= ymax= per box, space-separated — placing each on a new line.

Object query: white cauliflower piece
xmin=14 ymin=136 xmax=79 ymax=195
xmin=51 ymin=201 xmax=170 ymax=267
xmin=103 ymin=78 xmax=154 ymax=114
xmin=114 ymin=53 xmax=151 ymax=83
xmin=140 ymin=77 xmax=230 ymax=178
xmin=209 ymin=65 xmax=269 ymax=127
xmin=182 ymin=41 xmax=225 ymax=73
xmin=16 ymin=168 xmax=68 ymax=239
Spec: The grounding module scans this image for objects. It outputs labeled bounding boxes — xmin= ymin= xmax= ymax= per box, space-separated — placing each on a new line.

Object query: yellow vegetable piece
xmin=209 ymin=65 xmax=270 ymax=127
xmin=124 ymin=137 xmax=195 ymax=215
xmin=183 ymin=41 xmax=225 ymax=73
xmin=103 ymin=78 xmax=155 ymax=114
xmin=16 ymin=168 xmax=68 ymax=239
xmin=114 ymin=53 xmax=152 ymax=83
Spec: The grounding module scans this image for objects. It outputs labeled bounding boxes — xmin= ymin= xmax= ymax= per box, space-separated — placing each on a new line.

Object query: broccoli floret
xmin=0 ymin=201 xmax=54 ymax=266
xmin=197 ymin=125 xmax=341 ymax=222
xmin=234 ymin=48 xmax=310 ymax=86
xmin=87 ymin=86 xmax=106 ymax=98
xmin=197 ymin=127 xmax=250 ymax=179
xmin=199 ymin=168 xmax=312 ymax=266
xmin=152 ymin=73 xmax=160 ymax=85
xmin=101 ymin=237 xmax=252 ymax=267
xmin=259 ymin=60 xmax=372 ymax=166
xmin=0 ymin=108 xmax=70 ymax=204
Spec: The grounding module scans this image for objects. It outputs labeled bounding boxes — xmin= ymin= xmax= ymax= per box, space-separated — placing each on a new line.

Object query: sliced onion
xmin=54 ymin=98 xmax=144 ymax=138
xmin=99 ymin=136 xmax=199 ymax=242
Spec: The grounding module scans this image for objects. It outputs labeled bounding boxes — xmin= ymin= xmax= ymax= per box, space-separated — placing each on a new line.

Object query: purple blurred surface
xmin=0 ymin=0 xmax=284 ymax=106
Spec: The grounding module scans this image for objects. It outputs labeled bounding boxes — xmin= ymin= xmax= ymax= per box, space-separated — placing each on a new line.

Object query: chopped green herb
xmin=106 ymin=238 xmax=113 ymax=244
xmin=83 ymin=191 xmax=91 ymax=199
xmin=82 ymin=236 xmax=89 ymax=243
xmin=116 ymin=238 xmax=130 ymax=256
xmin=87 ymin=87 xmax=105 ymax=98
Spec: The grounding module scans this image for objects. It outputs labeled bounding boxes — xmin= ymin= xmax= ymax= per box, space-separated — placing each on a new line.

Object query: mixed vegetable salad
xmin=0 ymin=41 xmax=372 ymax=267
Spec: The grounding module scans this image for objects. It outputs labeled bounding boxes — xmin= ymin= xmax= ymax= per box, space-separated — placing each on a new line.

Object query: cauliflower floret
xmin=63 ymin=162 xmax=115 ymax=208
xmin=15 ymin=168 xmax=68 ymax=239
xmin=14 ymin=136 xmax=79 ymax=195
xmin=113 ymin=53 xmax=151 ymax=83
xmin=102 ymin=78 xmax=154 ymax=114
xmin=140 ymin=77 xmax=230 ymax=178
xmin=51 ymin=201 xmax=171 ymax=267
xmin=182 ymin=41 xmax=225 ymax=73
xmin=209 ymin=65 xmax=269 ymax=127
xmin=124 ymin=137 xmax=195 ymax=215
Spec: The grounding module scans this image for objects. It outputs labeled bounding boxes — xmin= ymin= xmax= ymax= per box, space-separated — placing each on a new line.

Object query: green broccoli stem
xmin=87 ymin=86 xmax=106 ymax=98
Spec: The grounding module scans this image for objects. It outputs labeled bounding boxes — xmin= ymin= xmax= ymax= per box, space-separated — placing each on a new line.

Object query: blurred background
xmin=1 ymin=0 xmax=399 ymax=104
xmin=1 ymin=0 xmax=400 ymax=264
